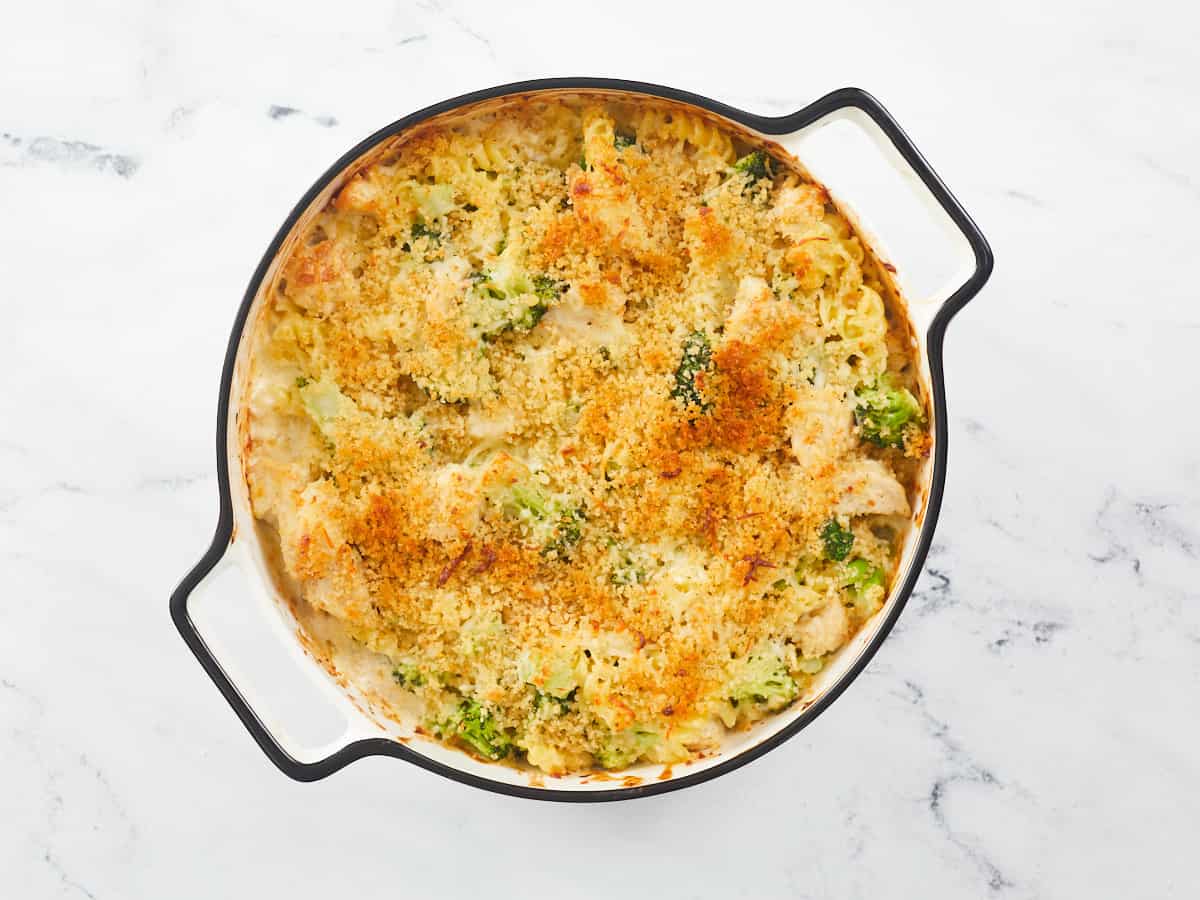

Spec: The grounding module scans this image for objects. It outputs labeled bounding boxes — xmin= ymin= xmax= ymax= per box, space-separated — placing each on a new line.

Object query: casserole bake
xmin=171 ymin=79 xmax=992 ymax=800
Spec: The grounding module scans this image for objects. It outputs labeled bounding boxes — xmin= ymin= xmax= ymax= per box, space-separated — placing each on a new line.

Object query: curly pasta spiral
xmin=633 ymin=108 xmax=735 ymax=164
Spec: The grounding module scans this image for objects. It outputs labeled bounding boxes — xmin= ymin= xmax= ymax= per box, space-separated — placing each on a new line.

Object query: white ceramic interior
xmin=184 ymin=89 xmax=978 ymax=794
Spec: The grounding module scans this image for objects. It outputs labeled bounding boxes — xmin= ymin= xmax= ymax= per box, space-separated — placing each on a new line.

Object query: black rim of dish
xmin=169 ymin=77 xmax=994 ymax=802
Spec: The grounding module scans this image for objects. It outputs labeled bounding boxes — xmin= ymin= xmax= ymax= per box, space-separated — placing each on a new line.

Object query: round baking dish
xmin=170 ymin=78 xmax=992 ymax=801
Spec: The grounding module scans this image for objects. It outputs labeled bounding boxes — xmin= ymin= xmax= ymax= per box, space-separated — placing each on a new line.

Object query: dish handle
xmin=170 ymin=537 xmax=383 ymax=781
xmin=769 ymin=87 xmax=994 ymax=336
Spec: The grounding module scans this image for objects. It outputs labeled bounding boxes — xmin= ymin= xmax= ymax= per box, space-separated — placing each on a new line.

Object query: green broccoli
xmin=820 ymin=518 xmax=855 ymax=561
xmin=391 ymin=663 xmax=425 ymax=688
xmin=508 ymin=274 xmax=566 ymax=331
xmin=593 ymin=727 xmax=658 ymax=769
xmin=502 ymin=483 xmax=553 ymax=522
xmin=402 ymin=219 xmax=441 ymax=251
xmin=610 ymin=548 xmax=648 ymax=586
xmin=844 ymin=558 xmax=886 ymax=616
xmin=512 ymin=301 xmax=549 ymax=331
xmin=614 ymin=129 xmax=637 ymax=150
xmin=469 ymin=270 xmax=507 ymax=304
xmin=727 ymin=648 xmax=799 ymax=710
xmin=438 ymin=699 xmax=513 ymax=761
xmin=543 ymin=505 xmax=586 ymax=559
xmin=533 ymin=686 xmax=577 ymax=716
xmin=532 ymin=274 xmax=566 ymax=302
xmin=468 ymin=271 xmax=562 ymax=339
xmin=732 ymin=150 xmax=772 ymax=184
xmin=410 ymin=219 xmax=440 ymax=241
xmin=844 ymin=558 xmax=884 ymax=593
xmin=853 ymin=375 xmax=924 ymax=448
xmin=518 ymin=650 xmax=579 ymax=700
xmin=671 ymin=331 xmax=713 ymax=414
xmin=497 ymin=483 xmax=584 ymax=558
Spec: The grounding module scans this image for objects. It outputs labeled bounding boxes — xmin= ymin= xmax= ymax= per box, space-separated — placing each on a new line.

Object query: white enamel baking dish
xmin=170 ymin=78 xmax=993 ymax=801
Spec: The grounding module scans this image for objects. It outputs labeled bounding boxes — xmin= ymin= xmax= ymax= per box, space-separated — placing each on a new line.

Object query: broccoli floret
xmin=402 ymin=219 xmax=441 ymax=251
xmin=844 ymin=558 xmax=884 ymax=593
xmin=512 ymin=301 xmax=548 ymax=331
xmin=853 ymin=375 xmax=924 ymax=448
xmin=469 ymin=270 xmax=505 ymax=301
xmin=593 ymin=727 xmax=658 ymax=769
xmin=727 ymin=649 xmax=799 ymax=710
xmin=503 ymin=483 xmax=553 ymax=521
xmin=844 ymin=558 xmax=886 ymax=617
xmin=469 ymin=271 xmax=561 ymax=339
xmin=533 ymin=686 xmax=577 ymax=716
xmin=614 ymin=130 xmax=637 ymax=150
xmin=819 ymin=518 xmax=855 ymax=561
xmin=543 ymin=505 xmax=585 ymax=559
xmin=671 ymin=331 xmax=713 ymax=413
xmin=410 ymin=219 xmax=440 ymax=242
xmin=733 ymin=150 xmax=772 ymax=184
xmin=518 ymin=650 xmax=579 ymax=700
xmin=391 ymin=663 xmax=425 ymax=688
xmin=532 ymin=274 xmax=565 ymax=302
xmin=439 ymin=699 xmax=513 ymax=761
xmin=497 ymin=483 xmax=584 ymax=557
xmin=501 ymin=274 xmax=564 ymax=331
xmin=607 ymin=539 xmax=649 ymax=585
xmin=610 ymin=549 xmax=648 ymax=586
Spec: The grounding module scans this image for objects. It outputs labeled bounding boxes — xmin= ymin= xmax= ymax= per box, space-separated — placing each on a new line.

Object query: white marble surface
xmin=3 ymin=0 xmax=1198 ymax=896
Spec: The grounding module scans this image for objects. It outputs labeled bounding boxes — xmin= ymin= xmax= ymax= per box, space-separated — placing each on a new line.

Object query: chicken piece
xmin=723 ymin=276 xmax=806 ymax=350
xmin=276 ymin=480 xmax=373 ymax=623
xmin=833 ymin=458 xmax=910 ymax=516
xmin=793 ymin=599 xmax=850 ymax=659
xmin=786 ymin=384 xmax=854 ymax=472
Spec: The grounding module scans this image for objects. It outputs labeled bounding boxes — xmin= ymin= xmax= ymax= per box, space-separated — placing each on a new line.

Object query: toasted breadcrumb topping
xmin=244 ymin=96 xmax=928 ymax=774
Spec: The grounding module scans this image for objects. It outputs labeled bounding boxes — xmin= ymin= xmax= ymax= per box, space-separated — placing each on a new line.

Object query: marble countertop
xmin=3 ymin=1 xmax=1197 ymax=897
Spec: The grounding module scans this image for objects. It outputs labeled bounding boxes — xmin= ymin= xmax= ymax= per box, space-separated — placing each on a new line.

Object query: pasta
xmin=243 ymin=95 xmax=928 ymax=774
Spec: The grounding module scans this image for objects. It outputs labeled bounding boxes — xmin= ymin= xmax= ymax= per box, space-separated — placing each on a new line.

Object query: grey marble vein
xmin=1090 ymin=489 xmax=1199 ymax=579
xmin=267 ymin=105 xmax=339 ymax=128
xmin=134 ymin=472 xmax=215 ymax=492
xmin=1135 ymin=152 xmax=1200 ymax=196
xmin=43 ymin=850 xmax=97 ymax=900
xmin=900 ymin=681 xmax=1015 ymax=892
xmin=419 ymin=0 xmax=497 ymax=60
xmin=1002 ymin=188 xmax=1043 ymax=207
xmin=1 ymin=132 xmax=138 ymax=177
